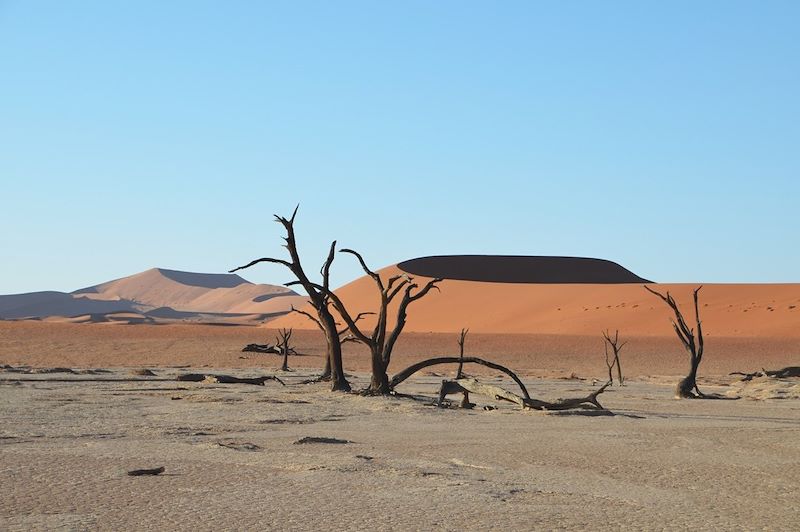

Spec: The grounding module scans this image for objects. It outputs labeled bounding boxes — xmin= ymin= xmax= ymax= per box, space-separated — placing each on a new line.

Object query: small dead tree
xmin=275 ymin=328 xmax=296 ymax=371
xmin=601 ymin=329 xmax=626 ymax=385
xmin=456 ymin=328 xmax=469 ymax=379
xmin=309 ymin=249 xmax=442 ymax=395
xmin=644 ymin=285 xmax=706 ymax=398
xmin=231 ymin=207 xmax=350 ymax=392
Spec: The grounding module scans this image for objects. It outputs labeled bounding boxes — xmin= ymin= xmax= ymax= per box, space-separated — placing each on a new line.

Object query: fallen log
xmin=176 ymin=373 xmax=285 ymax=386
xmin=127 ymin=466 xmax=165 ymax=476
xmin=294 ymin=436 xmax=352 ymax=445
xmin=437 ymin=378 xmax=610 ymax=411
xmin=242 ymin=343 xmax=280 ymax=354
xmin=390 ymin=357 xmax=531 ymax=399
xmin=438 ymin=378 xmax=526 ymax=408
xmin=731 ymin=367 xmax=800 ymax=381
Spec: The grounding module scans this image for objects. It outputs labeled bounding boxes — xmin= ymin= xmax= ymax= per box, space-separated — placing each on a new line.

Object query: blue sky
xmin=1 ymin=1 xmax=798 ymax=294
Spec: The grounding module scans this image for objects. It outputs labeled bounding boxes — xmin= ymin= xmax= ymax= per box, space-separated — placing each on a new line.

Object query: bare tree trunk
xmin=456 ymin=328 xmax=468 ymax=379
xmin=291 ymin=307 xmax=366 ymax=384
xmin=645 ymin=285 xmax=705 ymax=399
xmin=676 ymin=357 xmax=701 ymax=398
xmin=321 ymin=313 xmax=349 ymax=392
xmin=319 ymin=355 xmax=331 ymax=381
xmin=367 ymin=347 xmax=391 ymax=395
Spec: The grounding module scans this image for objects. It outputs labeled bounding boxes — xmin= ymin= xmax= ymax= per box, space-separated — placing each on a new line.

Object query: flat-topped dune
xmin=272 ymin=257 xmax=800 ymax=337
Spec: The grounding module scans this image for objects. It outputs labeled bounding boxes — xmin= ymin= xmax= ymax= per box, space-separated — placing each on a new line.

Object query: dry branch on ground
xmin=176 ymin=373 xmax=285 ymax=386
xmin=437 ymin=377 xmax=610 ymax=411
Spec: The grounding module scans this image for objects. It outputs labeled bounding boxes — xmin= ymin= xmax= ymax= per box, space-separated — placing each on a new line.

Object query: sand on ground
xmin=1 ymin=367 xmax=798 ymax=530
xmin=0 ymin=321 xmax=796 ymax=380
xmin=1 ymin=320 xmax=798 ymax=530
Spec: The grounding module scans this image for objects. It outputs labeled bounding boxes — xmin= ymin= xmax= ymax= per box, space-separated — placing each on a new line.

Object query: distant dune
xmin=272 ymin=257 xmax=800 ymax=337
xmin=0 ymin=268 xmax=307 ymax=323
xmin=0 ymin=291 xmax=142 ymax=319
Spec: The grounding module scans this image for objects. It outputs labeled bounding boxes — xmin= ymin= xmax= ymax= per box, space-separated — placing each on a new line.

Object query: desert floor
xmin=1 ymin=321 xmax=798 ymax=378
xmin=1 ymin=322 xmax=799 ymax=530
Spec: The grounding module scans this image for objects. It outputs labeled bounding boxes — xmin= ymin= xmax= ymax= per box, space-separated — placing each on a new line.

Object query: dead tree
xmin=601 ymin=329 xmax=626 ymax=385
xmin=275 ymin=328 xmax=296 ymax=371
xmin=231 ymin=207 xmax=350 ymax=392
xmin=456 ymin=328 xmax=469 ymax=379
xmin=644 ymin=285 xmax=706 ymax=398
xmin=307 ymin=249 xmax=442 ymax=395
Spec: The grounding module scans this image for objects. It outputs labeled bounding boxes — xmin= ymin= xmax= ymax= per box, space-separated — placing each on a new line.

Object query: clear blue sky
xmin=1 ymin=1 xmax=798 ymax=294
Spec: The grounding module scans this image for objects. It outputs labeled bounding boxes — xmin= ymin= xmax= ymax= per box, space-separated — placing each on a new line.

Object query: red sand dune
xmin=272 ymin=257 xmax=800 ymax=338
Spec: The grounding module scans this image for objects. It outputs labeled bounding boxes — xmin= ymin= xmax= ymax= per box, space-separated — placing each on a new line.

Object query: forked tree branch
xmin=340 ymin=248 xmax=383 ymax=289
xmin=291 ymin=306 xmax=323 ymax=330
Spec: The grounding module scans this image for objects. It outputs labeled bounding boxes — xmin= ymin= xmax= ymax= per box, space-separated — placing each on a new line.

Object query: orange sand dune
xmin=74 ymin=268 xmax=304 ymax=314
xmin=272 ymin=264 xmax=800 ymax=338
xmin=1 ymin=268 xmax=307 ymax=321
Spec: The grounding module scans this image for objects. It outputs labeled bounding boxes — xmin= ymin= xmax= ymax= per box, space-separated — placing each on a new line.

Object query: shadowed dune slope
xmin=0 ymin=291 xmax=141 ymax=319
xmin=398 ymin=255 xmax=651 ymax=283
xmin=271 ymin=262 xmax=800 ymax=337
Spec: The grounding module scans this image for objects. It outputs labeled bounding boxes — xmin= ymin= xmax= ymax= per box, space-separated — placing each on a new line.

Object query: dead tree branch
xmin=176 ymin=373 xmax=285 ymax=386
xmin=437 ymin=378 xmax=610 ymax=411
xmin=390 ymin=356 xmax=531 ymax=399
xmin=456 ymin=328 xmax=469 ymax=379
